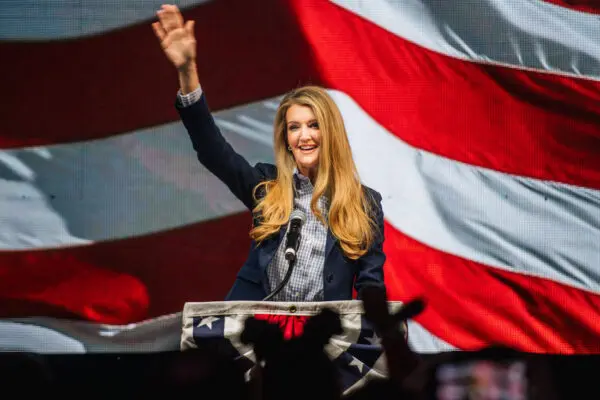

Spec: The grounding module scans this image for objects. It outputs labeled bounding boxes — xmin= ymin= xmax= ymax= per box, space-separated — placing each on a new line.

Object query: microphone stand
xmin=262 ymin=210 xmax=304 ymax=301
xmin=262 ymin=258 xmax=296 ymax=301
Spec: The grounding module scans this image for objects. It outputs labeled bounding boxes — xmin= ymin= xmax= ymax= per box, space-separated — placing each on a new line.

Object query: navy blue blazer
xmin=176 ymin=94 xmax=386 ymax=301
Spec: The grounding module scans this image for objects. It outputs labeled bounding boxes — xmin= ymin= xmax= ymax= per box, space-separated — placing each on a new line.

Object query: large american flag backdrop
xmin=0 ymin=0 xmax=599 ymax=354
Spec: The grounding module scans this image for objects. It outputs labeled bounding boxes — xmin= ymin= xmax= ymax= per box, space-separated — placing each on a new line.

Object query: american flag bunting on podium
xmin=181 ymin=300 xmax=406 ymax=395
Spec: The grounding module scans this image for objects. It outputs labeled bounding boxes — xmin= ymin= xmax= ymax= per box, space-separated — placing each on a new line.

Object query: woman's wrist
xmin=178 ymin=61 xmax=200 ymax=95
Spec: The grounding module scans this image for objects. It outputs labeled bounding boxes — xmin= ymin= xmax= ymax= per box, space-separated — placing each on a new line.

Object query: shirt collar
xmin=292 ymin=168 xmax=330 ymax=210
xmin=293 ymin=168 xmax=312 ymax=191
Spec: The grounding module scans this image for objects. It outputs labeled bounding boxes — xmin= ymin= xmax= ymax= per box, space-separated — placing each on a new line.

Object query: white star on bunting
xmin=196 ymin=316 xmax=219 ymax=330
xmin=365 ymin=332 xmax=381 ymax=346
xmin=349 ymin=358 xmax=364 ymax=374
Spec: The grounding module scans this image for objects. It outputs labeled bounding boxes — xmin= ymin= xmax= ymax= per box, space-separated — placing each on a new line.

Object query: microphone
xmin=262 ymin=209 xmax=306 ymax=301
xmin=284 ymin=209 xmax=306 ymax=262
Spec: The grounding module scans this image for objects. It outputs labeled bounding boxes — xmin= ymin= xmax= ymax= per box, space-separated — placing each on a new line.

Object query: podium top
xmin=183 ymin=300 xmax=406 ymax=318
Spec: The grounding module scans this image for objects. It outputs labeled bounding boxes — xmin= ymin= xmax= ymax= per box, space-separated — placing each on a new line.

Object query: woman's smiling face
xmin=286 ymin=104 xmax=322 ymax=180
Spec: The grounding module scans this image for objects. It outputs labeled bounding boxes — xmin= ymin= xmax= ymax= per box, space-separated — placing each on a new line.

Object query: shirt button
xmin=326 ymin=274 xmax=334 ymax=283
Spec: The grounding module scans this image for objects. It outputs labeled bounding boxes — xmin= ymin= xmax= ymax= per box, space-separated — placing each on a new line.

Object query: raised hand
xmin=360 ymin=286 xmax=424 ymax=389
xmin=152 ymin=4 xmax=196 ymax=71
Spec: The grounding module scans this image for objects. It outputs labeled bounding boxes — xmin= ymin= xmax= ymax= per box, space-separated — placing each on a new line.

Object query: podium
xmin=180 ymin=300 xmax=407 ymax=395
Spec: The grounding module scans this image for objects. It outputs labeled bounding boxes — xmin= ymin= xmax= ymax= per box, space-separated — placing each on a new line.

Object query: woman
xmin=152 ymin=4 xmax=385 ymax=302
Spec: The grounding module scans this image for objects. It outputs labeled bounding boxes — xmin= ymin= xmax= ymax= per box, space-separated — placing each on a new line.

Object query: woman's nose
xmin=299 ymin=125 xmax=310 ymax=138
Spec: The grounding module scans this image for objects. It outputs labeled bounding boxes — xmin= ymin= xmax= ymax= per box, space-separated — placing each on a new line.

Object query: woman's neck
xmin=297 ymin=166 xmax=318 ymax=184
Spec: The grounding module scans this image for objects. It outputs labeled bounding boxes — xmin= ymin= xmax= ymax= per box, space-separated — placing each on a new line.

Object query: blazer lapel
xmin=325 ymin=230 xmax=336 ymax=263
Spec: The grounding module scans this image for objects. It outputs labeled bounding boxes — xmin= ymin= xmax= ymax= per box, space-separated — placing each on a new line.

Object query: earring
xmin=287 ymin=145 xmax=292 ymax=151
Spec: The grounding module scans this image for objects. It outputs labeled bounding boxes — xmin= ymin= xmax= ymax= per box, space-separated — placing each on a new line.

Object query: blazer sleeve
xmin=354 ymin=188 xmax=386 ymax=296
xmin=176 ymin=93 xmax=271 ymax=210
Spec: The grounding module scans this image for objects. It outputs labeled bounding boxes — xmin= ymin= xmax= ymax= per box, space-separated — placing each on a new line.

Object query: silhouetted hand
xmin=360 ymin=286 xmax=426 ymax=390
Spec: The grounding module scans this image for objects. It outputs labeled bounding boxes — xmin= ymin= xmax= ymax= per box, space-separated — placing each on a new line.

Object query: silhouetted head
xmin=241 ymin=308 xmax=344 ymax=400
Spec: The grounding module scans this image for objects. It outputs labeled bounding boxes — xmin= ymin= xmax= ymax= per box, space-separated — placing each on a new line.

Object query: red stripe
xmin=0 ymin=212 xmax=252 ymax=324
xmin=541 ymin=0 xmax=600 ymax=14
xmin=0 ymin=0 xmax=320 ymax=148
xmin=289 ymin=1 xmax=600 ymax=190
xmin=383 ymin=222 xmax=600 ymax=354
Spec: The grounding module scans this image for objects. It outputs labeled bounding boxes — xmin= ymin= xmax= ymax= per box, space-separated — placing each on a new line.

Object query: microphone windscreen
xmin=290 ymin=209 xmax=306 ymax=225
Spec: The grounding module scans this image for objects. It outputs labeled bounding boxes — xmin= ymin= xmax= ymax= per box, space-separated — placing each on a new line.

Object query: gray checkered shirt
xmin=266 ymin=172 xmax=328 ymax=302
xmin=179 ymin=87 xmax=328 ymax=302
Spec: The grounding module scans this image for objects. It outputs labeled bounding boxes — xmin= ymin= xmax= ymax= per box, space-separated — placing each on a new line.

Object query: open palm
xmin=152 ymin=4 xmax=196 ymax=70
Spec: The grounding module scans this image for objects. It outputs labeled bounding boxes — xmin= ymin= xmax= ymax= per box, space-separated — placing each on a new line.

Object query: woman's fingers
xmin=151 ymin=21 xmax=167 ymax=42
xmin=157 ymin=4 xmax=184 ymax=32
xmin=157 ymin=11 xmax=178 ymax=33
xmin=169 ymin=4 xmax=185 ymax=28
xmin=184 ymin=20 xmax=195 ymax=36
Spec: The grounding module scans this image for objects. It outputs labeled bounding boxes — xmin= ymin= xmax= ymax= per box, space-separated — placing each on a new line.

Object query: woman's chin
xmin=296 ymin=154 xmax=319 ymax=168
xmin=297 ymin=160 xmax=318 ymax=173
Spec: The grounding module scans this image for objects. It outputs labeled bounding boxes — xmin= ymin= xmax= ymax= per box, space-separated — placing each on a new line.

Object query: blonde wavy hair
xmin=249 ymin=86 xmax=378 ymax=260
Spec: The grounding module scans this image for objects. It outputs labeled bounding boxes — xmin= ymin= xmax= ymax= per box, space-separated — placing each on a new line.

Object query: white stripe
xmin=0 ymin=321 xmax=86 ymax=353
xmin=0 ymin=102 xmax=274 ymax=249
xmin=0 ymin=0 xmax=213 ymax=40
xmin=332 ymin=0 xmax=600 ymax=80
xmin=328 ymin=90 xmax=600 ymax=294
xmin=407 ymin=320 xmax=455 ymax=354
xmin=0 ymin=178 xmax=91 ymax=249
xmin=1 ymin=313 xmax=182 ymax=353
xmin=224 ymin=315 xmax=257 ymax=362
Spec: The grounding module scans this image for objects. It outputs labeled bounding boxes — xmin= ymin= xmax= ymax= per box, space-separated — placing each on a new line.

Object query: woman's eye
xmin=310 ymin=122 xmax=319 ymax=129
